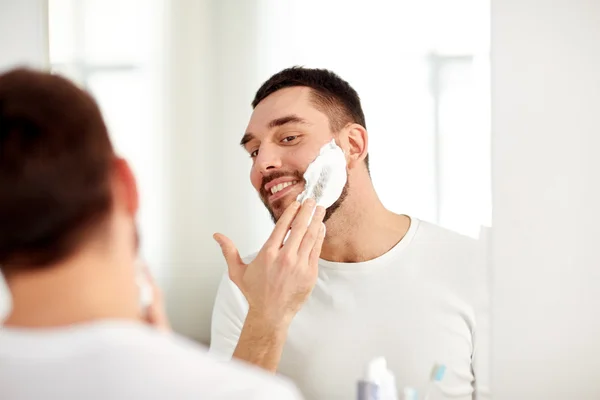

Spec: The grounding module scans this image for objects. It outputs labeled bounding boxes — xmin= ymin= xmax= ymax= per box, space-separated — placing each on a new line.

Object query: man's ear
xmin=341 ymin=123 xmax=368 ymax=170
xmin=112 ymin=157 xmax=139 ymax=216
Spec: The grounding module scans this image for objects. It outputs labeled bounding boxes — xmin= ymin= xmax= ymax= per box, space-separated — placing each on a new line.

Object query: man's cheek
xmin=250 ymin=171 xmax=261 ymax=191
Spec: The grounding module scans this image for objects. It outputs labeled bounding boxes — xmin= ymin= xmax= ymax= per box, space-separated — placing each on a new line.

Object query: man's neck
xmin=320 ymin=182 xmax=411 ymax=263
xmin=3 ymin=253 xmax=140 ymax=329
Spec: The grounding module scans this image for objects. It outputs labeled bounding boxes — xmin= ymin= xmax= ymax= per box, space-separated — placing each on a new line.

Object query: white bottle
xmin=358 ymin=357 xmax=399 ymax=400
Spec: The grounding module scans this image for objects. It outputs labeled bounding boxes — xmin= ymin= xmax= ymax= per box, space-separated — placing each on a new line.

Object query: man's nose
xmin=255 ymin=145 xmax=283 ymax=174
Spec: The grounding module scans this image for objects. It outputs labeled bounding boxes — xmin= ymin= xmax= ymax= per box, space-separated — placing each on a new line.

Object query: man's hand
xmin=213 ymin=199 xmax=326 ymax=371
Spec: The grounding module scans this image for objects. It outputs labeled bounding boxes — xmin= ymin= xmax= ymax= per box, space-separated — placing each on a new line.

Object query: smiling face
xmin=242 ymin=86 xmax=349 ymax=222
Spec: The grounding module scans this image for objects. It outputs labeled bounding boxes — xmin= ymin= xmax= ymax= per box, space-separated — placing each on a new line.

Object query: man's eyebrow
xmin=240 ymin=133 xmax=255 ymax=147
xmin=267 ymin=114 xmax=309 ymax=129
xmin=240 ymin=115 xmax=309 ymax=147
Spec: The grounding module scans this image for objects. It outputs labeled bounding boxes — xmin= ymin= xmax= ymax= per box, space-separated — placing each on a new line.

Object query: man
xmin=210 ymin=67 xmax=490 ymax=399
xmin=0 ymin=68 xmax=316 ymax=399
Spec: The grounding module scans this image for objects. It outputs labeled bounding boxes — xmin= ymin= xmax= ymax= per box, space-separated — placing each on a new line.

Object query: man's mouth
xmin=269 ymin=180 xmax=299 ymax=195
xmin=263 ymin=177 xmax=302 ymax=203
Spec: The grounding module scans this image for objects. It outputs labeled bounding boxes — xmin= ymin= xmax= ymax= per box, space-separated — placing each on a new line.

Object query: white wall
xmin=0 ymin=0 xmax=48 ymax=73
xmin=0 ymin=0 xmax=49 ymax=322
xmin=491 ymin=0 xmax=600 ymax=398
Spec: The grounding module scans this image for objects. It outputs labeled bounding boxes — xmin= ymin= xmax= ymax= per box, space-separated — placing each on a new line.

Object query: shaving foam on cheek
xmin=282 ymin=139 xmax=345 ymax=243
xmin=296 ymin=139 xmax=347 ymax=208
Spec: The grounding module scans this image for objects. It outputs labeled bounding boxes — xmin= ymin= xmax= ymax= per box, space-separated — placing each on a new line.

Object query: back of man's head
xmin=0 ymin=68 xmax=114 ymax=275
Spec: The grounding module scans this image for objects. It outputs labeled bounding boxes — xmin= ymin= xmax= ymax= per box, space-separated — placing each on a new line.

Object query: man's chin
xmin=265 ymin=198 xmax=295 ymax=223
xmin=268 ymin=204 xmax=288 ymax=223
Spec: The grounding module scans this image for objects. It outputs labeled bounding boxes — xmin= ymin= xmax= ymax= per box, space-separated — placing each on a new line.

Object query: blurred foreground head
xmin=0 ymin=68 xmax=140 ymax=312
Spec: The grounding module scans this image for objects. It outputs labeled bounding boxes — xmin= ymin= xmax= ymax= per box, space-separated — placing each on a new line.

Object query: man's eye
xmin=250 ymin=149 xmax=259 ymax=158
xmin=282 ymin=136 xmax=297 ymax=143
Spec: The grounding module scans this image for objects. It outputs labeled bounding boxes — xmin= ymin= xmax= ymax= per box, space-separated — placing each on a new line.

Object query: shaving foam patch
xmin=296 ymin=139 xmax=347 ymax=209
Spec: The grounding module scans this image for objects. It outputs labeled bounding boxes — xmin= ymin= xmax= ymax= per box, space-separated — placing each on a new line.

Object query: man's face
xmin=242 ymin=87 xmax=347 ymax=222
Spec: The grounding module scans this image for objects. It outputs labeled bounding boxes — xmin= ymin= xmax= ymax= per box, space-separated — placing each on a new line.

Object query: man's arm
xmin=210 ymin=274 xmax=291 ymax=372
xmin=213 ymin=200 xmax=326 ymax=372
xmin=209 ymin=275 xmax=289 ymax=372
xmin=232 ymin=309 xmax=290 ymax=373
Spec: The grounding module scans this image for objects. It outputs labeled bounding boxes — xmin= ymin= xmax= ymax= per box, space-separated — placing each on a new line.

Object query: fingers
xmin=308 ymin=223 xmax=326 ymax=267
xmin=298 ymin=206 xmax=326 ymax=260
xmin=139 ymin=263 xmax=171 ymax=333
xmin=213 ymin=233 xmax=245 ymax=283
xmin=146 ymin=287 xmax=171 ymax=333
xmin=264 ymin=200 xmax=301 ymax=248
xmin=141 ymin=264 xmax=160 ymax=297
xmin=137 ymin=268 xmax=155 ymax=311
xmin=283 ymin=199 xmax=318 ymax=252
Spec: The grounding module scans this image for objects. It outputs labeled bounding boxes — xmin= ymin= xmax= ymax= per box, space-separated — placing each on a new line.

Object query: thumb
xmin=213 ymin=233 xmax=245 ymax=282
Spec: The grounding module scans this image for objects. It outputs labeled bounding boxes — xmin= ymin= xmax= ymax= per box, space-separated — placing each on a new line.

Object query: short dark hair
xmin=0 ymin=68 xmax=115 ymax=273
xmin=252 ymin=66 xmax=369 ymax=169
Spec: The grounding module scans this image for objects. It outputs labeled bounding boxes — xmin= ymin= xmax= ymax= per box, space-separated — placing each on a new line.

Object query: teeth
xmin=270 ymin=180 xmax=298 ymax=195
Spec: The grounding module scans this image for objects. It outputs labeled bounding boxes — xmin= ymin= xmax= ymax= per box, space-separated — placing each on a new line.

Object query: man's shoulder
xmin=414 ymin=218 xmax=479 ymax=245
xmin=410 ymin=219 xmax=489 ymax=305
xmin=165 ymin=335 xmax=302 ymax=399
xmin=109 ymin=328 xmax=301 ymax=398
xmin=411 ymin=218 xmax=483 ymax=258
xmin=0 ymin=323 xmax=300 ymax=399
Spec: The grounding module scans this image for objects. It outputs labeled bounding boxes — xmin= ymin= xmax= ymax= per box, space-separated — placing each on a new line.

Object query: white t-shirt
xmin=0 ymin=319 xmax=303 ymax=400
xmin=209 ymin=218 xmax=491 ymax=400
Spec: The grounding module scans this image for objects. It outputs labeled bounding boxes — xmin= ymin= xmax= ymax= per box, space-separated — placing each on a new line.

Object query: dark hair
xmin=0 ymin=68 xmax=114 ymax=273
xmin=252 ymin=66 xmax=369 ymax=169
